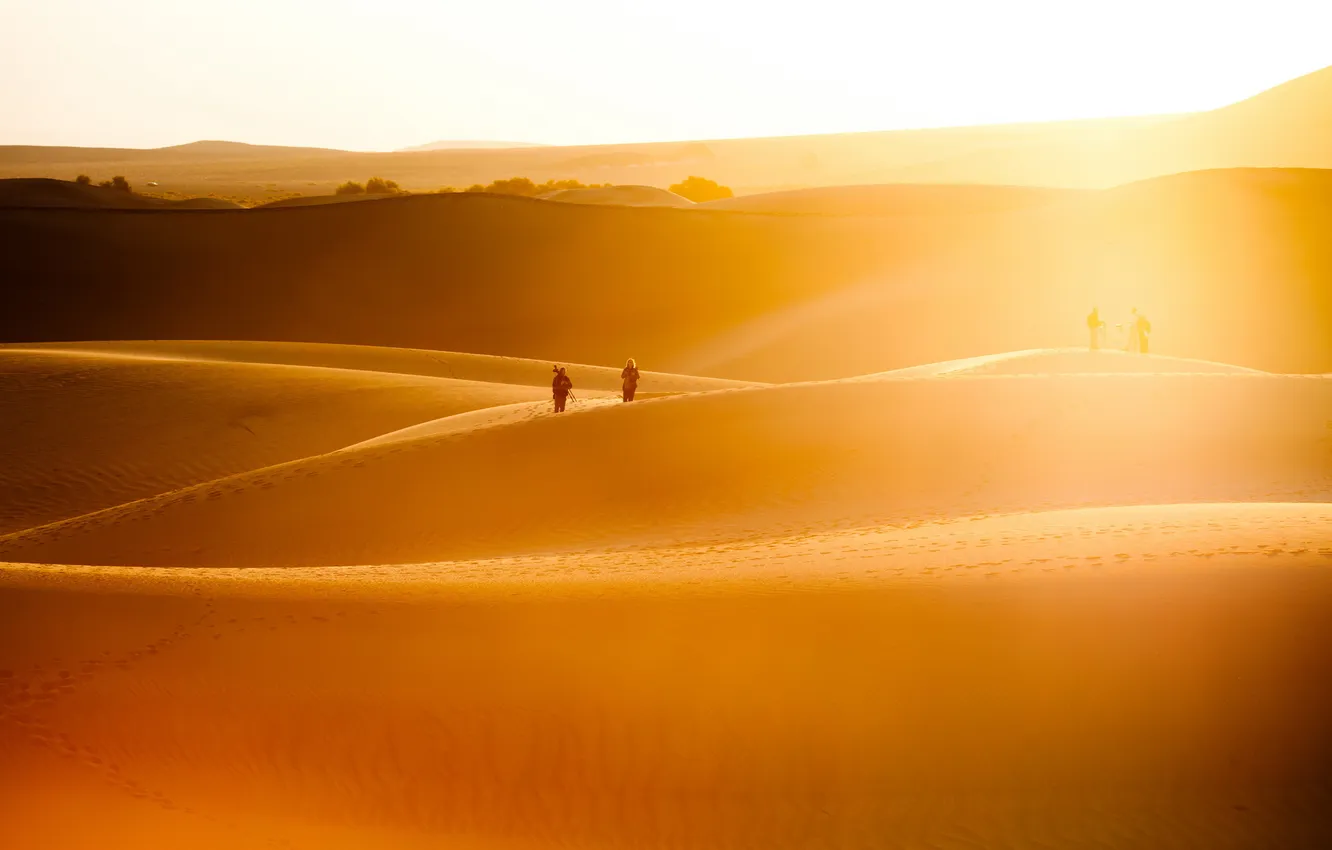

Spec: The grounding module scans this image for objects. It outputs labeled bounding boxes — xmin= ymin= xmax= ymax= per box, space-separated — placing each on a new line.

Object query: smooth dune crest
xmin=857 ymin=347 xmax=1275 ymax=379
xmin=541 ymin=185 xmax=696 ymax=207
xmin=0 ymin=346 xmax=563 ymax=534
xmin=4 ymin=339 xmax=758 ymax=393
xmin=698 ymin=182 xmax=1084 ymax=216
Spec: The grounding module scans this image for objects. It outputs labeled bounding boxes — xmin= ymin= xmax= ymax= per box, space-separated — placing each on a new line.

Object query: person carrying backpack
xmin=621 ymin=358 xmax=640 ymax=402
xmin=551 ymin=366 xmax=573 ymax=413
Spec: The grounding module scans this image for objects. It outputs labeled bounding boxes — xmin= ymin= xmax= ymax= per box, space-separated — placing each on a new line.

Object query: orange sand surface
xmin=2 ymin=342 xmax=1330 ymax=848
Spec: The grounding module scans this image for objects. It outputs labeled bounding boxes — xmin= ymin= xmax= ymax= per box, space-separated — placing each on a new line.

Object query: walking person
xmin=621 ymin=358 xmax=640 ymax=402
xmin=551 ymin=366 xmax=573 ymax=413
xmin=1132 ymin=308 xmax=1152 ymax=354
xmin=1086 ymin=307 xmax=1105 ymax=351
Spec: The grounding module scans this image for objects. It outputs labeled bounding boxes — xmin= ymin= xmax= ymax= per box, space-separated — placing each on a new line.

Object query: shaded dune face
xmin=3 ymin=167 xmax=1332 ymax=381
xmin=0 ymin=348 xmax=552 ymax=534
xmin=3 ymin=516 xmax=1332 ymax=849
xmin=3 ymin=372 xmax=1327 ymax=568
xmin=0 ymin=341 xmax=751 ymax=543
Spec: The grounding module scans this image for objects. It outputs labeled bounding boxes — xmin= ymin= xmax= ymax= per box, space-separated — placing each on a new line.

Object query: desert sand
xmin=5 ymin=166 xmax=1332 ymax=382
xmin=2 ymin=337 xmax=1330 ymax=848
xmin=5 ymin=67 xmax=1332 ymax=845
xmin=542 ymin=185 xmax=695 ymax=207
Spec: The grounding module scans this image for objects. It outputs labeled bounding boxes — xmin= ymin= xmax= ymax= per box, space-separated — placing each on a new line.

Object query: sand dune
xmin=3 ymin=364 xmax=1327 ymax=568
xmin=0 ymin=339 xmax=743 ymax=538
xmin=542 ymin=185 xmax=695 ymax=207
xmin=9 ymin=340 xmax=758 ymax=394
xmin=1 ymin=338 xmax=1330 ymax=848
xmin=0 ymin=346 xmax=558 ymax=534
xmin=0 ymin=177 xmax=243 ymax=210
xmin=256 ymin=193 xmax=391 ymax=209
xmin=699 ymin=182 xmax=1083 ymax=216
xmin=676 ymin=166 xmax=1332 ymax=380
xmin=869 ymin=347 xmax=1271 ymax=378
xmin=3 ymin=500 xmax=1331 ymax=849
xmin=7 ymin=50 xmax=1332 ymax=850
xmin=5 ymin=167 xmax=1332 ymax=380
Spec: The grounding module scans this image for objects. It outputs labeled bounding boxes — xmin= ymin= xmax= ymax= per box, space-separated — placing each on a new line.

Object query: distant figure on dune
xmin=1086 ymin=307 xmax=1105 ymax=351
xmin=552 ymin=366 xmax=574 ymax=413
xmin=1130 ymin=308 xmax=1152 ymax=354
xmin=621 ymin=358 xmax=640 ymax=402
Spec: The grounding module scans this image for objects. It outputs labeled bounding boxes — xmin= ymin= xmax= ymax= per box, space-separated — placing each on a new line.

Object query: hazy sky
xmin=2 ymin=0 xmax=1328 ymax=150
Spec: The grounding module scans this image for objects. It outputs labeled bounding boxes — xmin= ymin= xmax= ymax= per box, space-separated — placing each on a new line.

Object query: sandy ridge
xmin=0 ymin=367 xmax=1327 ymax=568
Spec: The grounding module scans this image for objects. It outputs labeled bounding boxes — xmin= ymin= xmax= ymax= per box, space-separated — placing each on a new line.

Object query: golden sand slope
xmin=698 ymin=182 xmax=1082 ymax=216
xmin=7 ymin=168 xmax=1332 ymax=378
xmin=542 ymin=185 xmax=696 ymax=208
xmin=1 ymin=345 xmax=1329 ymax=848
xmin=3 ymin=502 xmax=1331 ymax=849
xmin=14 ymin=339 xmax=757 ymax=394
xmin=870 ymin=347 xmax=1269 ymax=378
xmin=0 ymin=347 xmax=558 ymax=534
xmin=0 ymin=340 xmax=746 ymax=538
xmin=3 ymin=365 xmax=1326 ymax=568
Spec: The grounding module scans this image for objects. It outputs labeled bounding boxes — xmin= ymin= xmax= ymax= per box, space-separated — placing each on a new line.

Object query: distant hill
xmin=154 ymin=140 xmax=344 ymax=157
xmin=399 ymin=140 xmax=548 ymax=152
xmin=541 ymin=185 xmax=695 ymax=207
xmin=4 ymin=66 xmax=1330 ymax=197
xmin=864 ymin=65 xmax=1332 ymax=187
xmin=2 ymin=168 xmax=1330 ymax=380
xmin=0 ymin=178 xmax=242 ymax=210
xmin=0 ymin=140 xmax=344 ymax=166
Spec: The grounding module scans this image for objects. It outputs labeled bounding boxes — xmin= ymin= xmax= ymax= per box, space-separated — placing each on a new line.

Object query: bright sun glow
xmin=1 ymin=0 xmax=1329 ymax=150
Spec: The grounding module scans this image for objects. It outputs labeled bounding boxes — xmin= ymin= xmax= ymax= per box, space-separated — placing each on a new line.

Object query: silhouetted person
xmin=1087 ymin=307 xmax=1105 ymax=351
xmin=1132 ymin=308 xmax=1151 ymax=354
xmin=621 ymin=358 xmax=640 ymax=402
xmin=552 ymin=366 xmax=573 ymax=412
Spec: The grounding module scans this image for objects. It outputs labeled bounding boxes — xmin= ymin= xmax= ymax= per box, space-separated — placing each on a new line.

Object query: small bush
xmin=669 ymin=175 xmax=732 ymax=202
xmin=97 ymin=175 xmax=132 ymax=193
xmin=334 ymin=181 xmax=365 ymax=195
xmin=75 ymin=174 xmax=92 ymax=186
xmin=364 ymin=176 xmax=401 ymax=195
xmin=486 ymin=177 xmax=537 ymax=196
xmin=459 ymin=177 xmax=612 ymax=197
